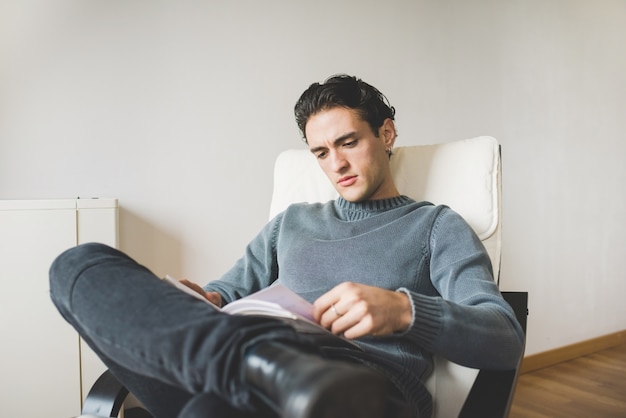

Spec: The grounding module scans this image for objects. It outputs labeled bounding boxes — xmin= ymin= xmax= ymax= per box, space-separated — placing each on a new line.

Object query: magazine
xmin=163 ymin=275 xmax=361 ymax=350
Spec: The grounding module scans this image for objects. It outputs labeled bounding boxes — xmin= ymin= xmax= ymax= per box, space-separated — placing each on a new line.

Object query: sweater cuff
xmin=397 ymin=287 xmax=442 ymax=349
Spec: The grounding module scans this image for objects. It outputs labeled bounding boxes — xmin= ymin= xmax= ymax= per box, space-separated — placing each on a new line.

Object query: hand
xmin=179 ymin=279 xmax=223 ymax=307
xmin=313 ymin=282 xmax=412 ymax=339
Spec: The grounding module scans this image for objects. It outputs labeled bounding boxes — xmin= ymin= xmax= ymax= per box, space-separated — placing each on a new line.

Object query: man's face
xmin=305 ymin=107 xmax=398 ymax=202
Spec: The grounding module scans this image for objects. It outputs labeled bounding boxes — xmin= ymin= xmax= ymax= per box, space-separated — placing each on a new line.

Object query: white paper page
xmin=224 ymin=284 xmax=314 ymax=321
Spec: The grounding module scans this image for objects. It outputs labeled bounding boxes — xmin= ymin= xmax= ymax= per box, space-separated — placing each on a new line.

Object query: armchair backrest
xmin=270 ymin=136 xmax=503 ymax=418
xmin=270 ymin=136 xmax=502 ymax=281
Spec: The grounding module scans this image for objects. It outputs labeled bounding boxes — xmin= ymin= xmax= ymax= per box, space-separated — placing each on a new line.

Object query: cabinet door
xmin=0 ymin=205 xmax=81 ymax=418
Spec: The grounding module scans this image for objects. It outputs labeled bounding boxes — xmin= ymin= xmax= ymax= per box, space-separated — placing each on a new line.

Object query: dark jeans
xmin=49 ymin=243 xmax=311 ymax=418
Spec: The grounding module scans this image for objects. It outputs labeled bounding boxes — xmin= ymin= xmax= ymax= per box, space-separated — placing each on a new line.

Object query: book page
xmin=223 ymin=283 xmax=314 ymax=321
xmin=163 ymin=276 xmax=361 ymax=350
xmin=164 ymin=276 xmax=312 ymax=319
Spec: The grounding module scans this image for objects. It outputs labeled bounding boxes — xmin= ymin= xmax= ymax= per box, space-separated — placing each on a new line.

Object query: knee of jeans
xmin=49 ymin=242 xmax=121 ymax=309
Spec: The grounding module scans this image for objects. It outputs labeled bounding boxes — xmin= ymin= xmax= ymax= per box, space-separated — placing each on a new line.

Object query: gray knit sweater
xmin=205 ymin=196 xmax=524 ymax=417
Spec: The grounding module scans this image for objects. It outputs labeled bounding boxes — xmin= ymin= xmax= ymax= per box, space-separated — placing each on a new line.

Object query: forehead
xmin=304 ymin=107 xmax=368 ymax=145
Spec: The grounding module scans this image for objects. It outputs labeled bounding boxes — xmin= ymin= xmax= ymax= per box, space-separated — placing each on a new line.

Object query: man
xmin=50 ymin=75 xmax=524 ymax=418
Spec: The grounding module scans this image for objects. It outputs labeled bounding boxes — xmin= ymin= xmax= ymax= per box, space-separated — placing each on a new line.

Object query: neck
xmin=335 ymin=195 xmax=412 ymax=221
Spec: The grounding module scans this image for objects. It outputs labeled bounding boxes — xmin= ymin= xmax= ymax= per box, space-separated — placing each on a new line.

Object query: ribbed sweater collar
xmin=334 ymin=195 xmax=413 ymax=221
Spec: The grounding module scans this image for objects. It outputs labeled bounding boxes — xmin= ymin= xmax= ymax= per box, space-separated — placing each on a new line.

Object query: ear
xmin=379 ymin=118 xmax=397 ymax=149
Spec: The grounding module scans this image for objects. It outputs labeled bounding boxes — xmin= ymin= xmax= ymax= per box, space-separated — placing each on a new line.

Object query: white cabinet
xmin=0 ymin=198 xmax=118 ymax=418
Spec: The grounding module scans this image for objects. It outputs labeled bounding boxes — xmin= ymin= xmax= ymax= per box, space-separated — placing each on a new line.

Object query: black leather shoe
xmin=243 ymin=341 xmax=388 ymax=418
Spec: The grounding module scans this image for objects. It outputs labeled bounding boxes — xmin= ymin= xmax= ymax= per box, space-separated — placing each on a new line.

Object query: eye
xmin=343 ymin=140 xmax=357 ymax=148
xmin=315 ymin=150 xmax=328 ymax=159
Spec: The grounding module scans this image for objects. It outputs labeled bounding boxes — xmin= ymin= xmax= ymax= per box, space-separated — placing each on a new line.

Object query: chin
xmin=337 ymin=186 xmax=374 ymax=203
xmin=339 ymin=193 xmax=368 ymax=203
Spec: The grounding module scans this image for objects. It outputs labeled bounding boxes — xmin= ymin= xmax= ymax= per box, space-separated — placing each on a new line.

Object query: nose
xmin=330 ymin=150 xmax=348 ymax=172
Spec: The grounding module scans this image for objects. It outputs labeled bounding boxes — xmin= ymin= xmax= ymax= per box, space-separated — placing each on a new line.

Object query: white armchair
xmin=270 ymin=136 xmax=527 ymax=418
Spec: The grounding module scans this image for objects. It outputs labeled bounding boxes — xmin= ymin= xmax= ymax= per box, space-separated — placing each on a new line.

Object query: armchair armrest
xmin=459 ymin=291 xmax=528 ymax=418
xmin=81 ymin=370 xmax=128 ymax=417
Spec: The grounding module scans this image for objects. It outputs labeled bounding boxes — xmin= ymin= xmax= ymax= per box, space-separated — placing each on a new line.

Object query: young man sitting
xmin=50 ymin=74 xmax=524 ymax=418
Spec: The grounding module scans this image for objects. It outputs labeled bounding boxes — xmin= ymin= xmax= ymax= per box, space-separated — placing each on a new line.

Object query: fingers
xmin=205 ymin=291 xmax=223 ymax=307
xmin=342 ymin=314 xmax=375 ymax=339
xmin=313 ymin=282 xmax=413 ymax=339
xmin=319 ymin=300 xmax=351 ymax=330
xmin=179 ymin=279 xmax=222 ymax=307
xmin=314 ymin=282 xmax=374 ymax=338
xmin=313 ymin=281 xmax=355 ymax=323
xmin=179 ymin=279 xmax=204 ymax=295
xmin=325 ymin=301 xmax=372 ymax=338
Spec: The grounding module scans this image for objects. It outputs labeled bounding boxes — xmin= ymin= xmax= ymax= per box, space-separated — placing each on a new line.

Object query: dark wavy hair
xmin=294 ymin=74 xmax=395 ymax=142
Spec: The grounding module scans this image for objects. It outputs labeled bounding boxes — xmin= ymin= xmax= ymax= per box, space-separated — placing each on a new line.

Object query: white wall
xmin=1 ymin=0 xmax=624 ymax=356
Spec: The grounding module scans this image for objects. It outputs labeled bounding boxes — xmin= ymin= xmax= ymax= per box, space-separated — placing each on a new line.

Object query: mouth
xmin=337 ymin=175 xmax=357 ymax=187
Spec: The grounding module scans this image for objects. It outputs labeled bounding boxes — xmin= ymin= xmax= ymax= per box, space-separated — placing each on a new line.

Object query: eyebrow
xmin=309 ymin=131 xmax=358 ymax=155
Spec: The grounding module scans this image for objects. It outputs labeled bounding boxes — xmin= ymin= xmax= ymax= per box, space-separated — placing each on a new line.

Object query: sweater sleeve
xmin=398 ymin=207 xmax=524 ymax=370
xmin=202 ymin=214 xmax=282 ymax=304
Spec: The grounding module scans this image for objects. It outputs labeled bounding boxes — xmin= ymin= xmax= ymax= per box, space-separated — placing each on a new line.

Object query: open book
xmin=163 ymin=275 xmax=361 ymax=350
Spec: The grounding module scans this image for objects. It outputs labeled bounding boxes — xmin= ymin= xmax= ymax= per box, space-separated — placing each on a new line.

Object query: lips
xmin=337 ymin=175 xmax=357 ymax=187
